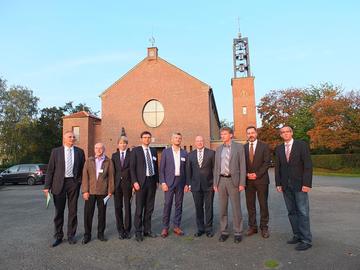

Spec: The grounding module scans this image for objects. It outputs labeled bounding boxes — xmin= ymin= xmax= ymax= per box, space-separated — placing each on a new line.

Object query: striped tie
xmin=285 ymin=143 xmax=291 ymax=162
xmin=198 ymin=149 xmax=203 ymax=168
xmin=224 ymin=146 xmax=230 ymax=175
xmin=65 ymin=148 xmax=73 ymax=176
xmin=146 ymin=148 xmax=154 ymax=176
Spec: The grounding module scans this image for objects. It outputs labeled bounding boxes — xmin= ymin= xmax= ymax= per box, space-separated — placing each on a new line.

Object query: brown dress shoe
xmin=261 ymin=228 xmax=270 ymax=238
xmin=246 ymin=228 xmax=258 ymax=236
xmin=161 ymin=229 xmax=169 ymax=238
xmin=173 ymin=227 xmax=184 ymax=236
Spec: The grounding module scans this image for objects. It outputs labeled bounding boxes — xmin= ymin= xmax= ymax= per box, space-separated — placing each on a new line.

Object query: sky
xmin=1 ymin=1 xmax=359 ymax=123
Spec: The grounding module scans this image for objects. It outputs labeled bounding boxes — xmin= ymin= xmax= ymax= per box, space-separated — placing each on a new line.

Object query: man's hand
xmin=276 ymin=186 xmax=283 ymax=193
xmin=213 ymin=186 xmax=218 ymax=192
xmin=43 ymin=189 xmax=49 ymax=197
xmin=83 ymin=192 xmax=90 ymax=200
xmin=302 ymin=186 xmax=311 ymax=193
xmin=184 ymin=185 xmax=190 ymax=193
xmin=247 ymin=173 xmax=257 ymax=180
xmin=107 ymin=193 xmax=112 ymax=198
xmin=133 ymin=182 xmax=140 ymax=191
xmin=161 ymin=183 xmax=169 ymax=192
xmin=239 ymin=185 xmax=245 ymax=192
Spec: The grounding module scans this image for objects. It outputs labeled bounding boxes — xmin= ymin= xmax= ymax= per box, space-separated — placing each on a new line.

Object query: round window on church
xmin=142 ymin=100 xmax=165 ymax=128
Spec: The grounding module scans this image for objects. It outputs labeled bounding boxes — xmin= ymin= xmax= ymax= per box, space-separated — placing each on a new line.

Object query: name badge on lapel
xmin=99 ymin=169 xmax=104 ymax=173
xmin=152 ymin=157 xmax=157 ymax=161
xmin=181 ymin=157 xmax=186 ymax=162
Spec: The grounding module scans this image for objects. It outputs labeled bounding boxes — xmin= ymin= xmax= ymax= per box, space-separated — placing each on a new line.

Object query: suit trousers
xmin=53 ymin=178 xmax=80 ymax=239
xmin=218 ymin=177 xmax=243 ymax=236
xmin=192 ymin=190 xmax=214 ymax=232
xmin=134 ymin=176 xmax=157 ymax=234
xmin=114 ymin=181 xmax=132 ymax=234
xmin=162 ymin=177 xmax=184 ymax=229
xmin=83 ymin=194 xmax=107 ymax=238
xmin=283 ymin=186 xmax=312 ymax=244
xmin=245 ymin=181 xmax=269 ymax=229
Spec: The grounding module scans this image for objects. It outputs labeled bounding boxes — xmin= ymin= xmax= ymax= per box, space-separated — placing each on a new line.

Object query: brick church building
xmin=63 ymin=34 xmax=256 ymax=157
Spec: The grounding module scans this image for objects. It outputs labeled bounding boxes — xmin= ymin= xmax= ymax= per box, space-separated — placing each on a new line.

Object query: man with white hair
xmin=81 ymin=143 xmax=114 ymax=244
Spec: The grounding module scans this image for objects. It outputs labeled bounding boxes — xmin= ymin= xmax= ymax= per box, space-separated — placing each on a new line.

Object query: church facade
xmin=64 ymin=39 xmax=256 ymax=157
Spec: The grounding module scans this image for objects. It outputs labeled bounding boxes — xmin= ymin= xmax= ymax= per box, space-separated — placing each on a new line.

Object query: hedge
xmin=311 ymin=154 xmax=360 ymax=170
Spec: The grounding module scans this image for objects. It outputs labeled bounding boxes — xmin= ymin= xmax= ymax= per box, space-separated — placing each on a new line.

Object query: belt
xmin=64 ymin=177 xmax=74 ymax=180
xmin=220 ymin=174 xmax=231 ymax=178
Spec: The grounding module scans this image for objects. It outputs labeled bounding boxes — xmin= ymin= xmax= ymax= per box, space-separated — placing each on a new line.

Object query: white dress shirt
xmin=142 ymin=145 xmax=154 ymax=177
xmin=172 ymin=147 xmax=181 ymax=176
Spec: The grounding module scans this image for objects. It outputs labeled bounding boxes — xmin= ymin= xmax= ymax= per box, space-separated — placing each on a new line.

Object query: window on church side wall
xmin=142 ymin=100 xmax=165 ymax=128
xmin=242 ymin=106 xmax=247 ymax=115
xmin=72 ymin=126 xmax=80 ymax=142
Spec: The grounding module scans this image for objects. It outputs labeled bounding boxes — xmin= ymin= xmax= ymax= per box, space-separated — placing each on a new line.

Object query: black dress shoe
xmin=218 ymin=234 xmax=229 ymax=242
xmin=287 ymin=236 xmax=301 ymax=244
xmin=124 ymin=232 xmax=132 ymax=239
xmin=68 ymin=236 xmax=76 ymax=245
xmin=194 ymin=231 xmax=205 ymax=237
xmin=206 ymin=231 xmax=214 ymax=238
xmin=234 ymin=235 xmax=242 ymax=243
xmin=118 ymin=232 xmax=125 ymax=240
xmin=51 ymin=239 xmax=62 ymax=247
xmin=135 ymin=234 xmax=143 ymax=242
xmin=98 ymin=235 xmax=107 ymax=242
xmin=144 ymin=232 xmax=157 ymax=238
xmin=82 ymin=237 xmax=91 ymax=245
xmin=295 ymin=242 xmax=312 ymax=251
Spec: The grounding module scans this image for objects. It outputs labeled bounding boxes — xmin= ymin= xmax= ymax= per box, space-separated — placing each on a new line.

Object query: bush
xmin=311 ymin=154 xmax=360 ymax=170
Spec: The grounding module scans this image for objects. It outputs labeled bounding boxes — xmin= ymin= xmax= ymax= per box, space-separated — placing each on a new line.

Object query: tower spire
xmin=233 ymin=22 xmax=251 ymax=78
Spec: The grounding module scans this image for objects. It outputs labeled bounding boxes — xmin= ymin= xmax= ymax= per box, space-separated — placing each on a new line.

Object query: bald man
xmin=81 ymin=143 xmax=114 ymax=244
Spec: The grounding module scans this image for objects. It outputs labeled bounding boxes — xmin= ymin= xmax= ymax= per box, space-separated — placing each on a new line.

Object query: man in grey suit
xmin=213 ymin=127 xmax=246 ymax=243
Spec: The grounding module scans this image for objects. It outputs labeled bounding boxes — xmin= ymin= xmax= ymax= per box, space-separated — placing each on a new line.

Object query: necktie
xmin=249 ymin=143 xmax=254 ymax=164
xmin=65 ymin=148 xmax=73 ymax=176
xmin=198 ymin=150 xmax=203 ymax=168
xmin=120 ymin=152 xmax=125 ymax=167
xmin=224 ymin=146 xmax=230 ymax=175
xmin=146 ymin=148 xmax=154 ymax=176
xmin=285 ymin=143 xmax=291 ymax=162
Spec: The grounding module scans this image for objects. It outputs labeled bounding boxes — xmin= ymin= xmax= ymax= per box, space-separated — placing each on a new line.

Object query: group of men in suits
xmin=43 ymin=125 xmax=313 ymax=251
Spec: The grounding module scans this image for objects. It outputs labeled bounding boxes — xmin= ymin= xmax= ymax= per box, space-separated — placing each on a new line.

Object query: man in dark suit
xmin=275 ymin=125 xmax=313 ymax=251
xmin=130 ymin=131 xmax=159 ymax=242
xmin=112 ymin=136 xmax=132 ymax=239
xmin=244 ymin=126 xmax=271 ymax=238
xmin=213 ymin=127 xmax=246 ymax=243
xmin=185 ymin=135 xmax=215 ymax=237
xmin=160 ymin=132 xmax=188 ymax=238
xmin=81 ymin=143 xmax=114 ymax=244
xmin=43 ymin=131 xmax=85 ymax=247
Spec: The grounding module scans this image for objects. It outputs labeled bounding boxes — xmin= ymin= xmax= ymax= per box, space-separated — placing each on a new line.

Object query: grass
xmin=264 ymin=259 xmax=280 ymax=269
xmin=314 ymin=168 xmax=360 ymax=177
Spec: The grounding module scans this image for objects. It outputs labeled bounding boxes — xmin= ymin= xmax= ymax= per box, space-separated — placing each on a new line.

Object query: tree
xmin=307 ymin=89 xmax=360 ymax=152
xmin=63 ymin=101 xmax=98 ymax=115
xmin=0 ymin=83 xmax=39 ymax=164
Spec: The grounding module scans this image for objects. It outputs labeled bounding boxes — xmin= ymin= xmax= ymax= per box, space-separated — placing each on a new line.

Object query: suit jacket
xmin=275 ymin=139 xmax=313 ymax=191
xmin=160 ymin=147 xmax=187 ymax=189
xmin=112 ymin=149 xmax=131 ymax=192
xmin=130 ymin=146 xmax=159 ymax=187
xmin=244 ymin=140 xmax=270 ymax=185
xmin=213 ymin=141 xmax=246 ymax=188
xmin=81 ymin=156 xmax=115 ymax=195
xmin=186 ymin=148 xmax=215 ymax=191
xmin=44 ymin=146 xmax=85 ymax=195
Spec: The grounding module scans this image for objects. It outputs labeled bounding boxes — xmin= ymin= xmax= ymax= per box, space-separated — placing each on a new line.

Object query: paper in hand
xmin=46 ymin=192 xmax=52 ymax=208
xmin=103 ymin=195 xmax=111 ymax=205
